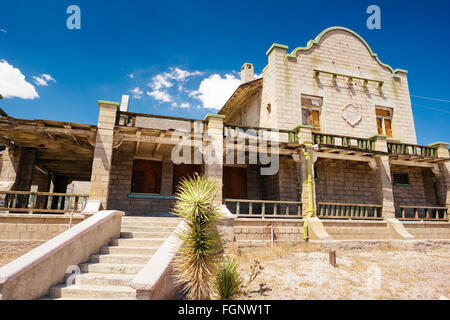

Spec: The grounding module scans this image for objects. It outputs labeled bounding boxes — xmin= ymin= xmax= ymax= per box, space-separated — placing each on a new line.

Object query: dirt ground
xmin=0 ymin=240 xmax=43 ymax=267
xmin=235 ymin=245 xmax=450 ymax=300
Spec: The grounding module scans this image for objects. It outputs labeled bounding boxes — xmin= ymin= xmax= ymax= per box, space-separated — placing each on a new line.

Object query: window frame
xmin=375 ymin=106 xmax=394 ymax=138
xmin=392 ymin=173 xmax=411 ymax=186
xmin=301 ymin=94 xmax=322 ymax=132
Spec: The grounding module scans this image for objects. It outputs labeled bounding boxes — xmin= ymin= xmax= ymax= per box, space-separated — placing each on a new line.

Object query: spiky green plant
xmin=214 ymin=256 xmax=242 ymax=300
xmin=173 ymin=174 xmax=223 ymax=300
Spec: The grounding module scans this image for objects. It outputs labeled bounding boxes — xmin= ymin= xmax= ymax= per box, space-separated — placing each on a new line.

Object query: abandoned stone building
xmin=1 ymin=26 xmax=450 ymax=300
xmin=0 ymin=26 xmax=449 ymax=232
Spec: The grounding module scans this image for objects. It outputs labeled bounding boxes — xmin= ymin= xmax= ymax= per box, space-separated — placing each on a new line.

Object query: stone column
xmin=430 ymin=142 xmax=450 ymax=209
xmin=160 ymin=156 xmax=174 ymax=196
xmin=203 ymin=114 xmax=224 ymax=204
xmin=14 ymin=147 xmax=37 ymax=191
xmin=370 ymin=134 xmax=396 ymax=219
xmin=89 ymin=101 xmax=119 ymax=210
xmin=0 ymin=148 xmax=20 ymax=191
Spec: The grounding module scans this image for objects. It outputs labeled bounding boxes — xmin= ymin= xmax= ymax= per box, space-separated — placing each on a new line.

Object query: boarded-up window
xmin=131 ymin=160 xmax=162 ymax=194
xmin=223 ymin=167 xmax=247 ymax=199
xmin=375 ymin=107 xmax=393 ymax=138
xmin=172 ymin=164 xmax=202 ymax=193
xmin=301 ymin=95 xmax=322 ymax=132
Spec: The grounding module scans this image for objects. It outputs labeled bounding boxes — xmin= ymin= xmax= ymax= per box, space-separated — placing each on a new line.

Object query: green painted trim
xmin=128 ymin=193 xmax=175 ymax=200
xmin=429 ymin=142 xmax=449 ymax=146
xmin=266 ymin=43 xmax=289 ymax=56
xmin=292 ymin=124 xmax=314 ymax=131
xmin=285 ymin=26 xmax=407 ymax=77
xmin=98 ymin=100 xmax=120 ymax=106
xmin=393 ymin=183 xmax=412 ymax=187
xmin=204 ymin=113 xmax=225 ymax=121
xmin=368 ymin=134 xmax=387 ymax=139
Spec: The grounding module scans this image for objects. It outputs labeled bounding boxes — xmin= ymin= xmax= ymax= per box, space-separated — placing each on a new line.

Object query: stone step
xmin=121 ymin=226 xmax=176 ymax=233
xmin=90 ymin=253 xmax=151 ymax=264
xmin=109 ymin=238 xmax=166 ymax=247
xmin=49 ymin=284 xmax=136 ymax=300
xmin=79 ymin=262 xmax=144 ymax=275
xmin=74 ymin=273 xmax=135 ymax=287
xmin=121 ymin=220 xmax=180 ymax=227
xmin=120 ymin=231 xmax=172 ymax=239
xmin=100 ymin=246 xmax=158 ymax=256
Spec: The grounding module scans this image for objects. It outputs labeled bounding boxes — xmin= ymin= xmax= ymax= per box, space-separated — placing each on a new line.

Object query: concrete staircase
xmin=43 ymin=216 xmax=180 ymax=300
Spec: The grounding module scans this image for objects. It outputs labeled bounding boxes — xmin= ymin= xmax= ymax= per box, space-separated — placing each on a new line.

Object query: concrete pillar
xmin=430 ymin=142 xmax=450 ymax=209
xmin=89 ymin=100 xmax=119 ymax=210
xmin=0 ymin=148 xmax=20 ymax=191
xmin=371 ymin=135 xmax=396 ymax=219
xmin=203 ymin=114 xmax=224 ymax=204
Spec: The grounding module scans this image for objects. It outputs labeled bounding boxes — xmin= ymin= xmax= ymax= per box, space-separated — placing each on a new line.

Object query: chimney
xmin=120 ymin=95 xmax=130 ymax=112
xmin=241 ymin=63 xmax=254 ymax=84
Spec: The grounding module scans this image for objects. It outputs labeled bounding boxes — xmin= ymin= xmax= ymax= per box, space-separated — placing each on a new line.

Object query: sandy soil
xmin=236 ymin=246 xmax=450 ymax=300
xmin=0 ymin=240 xmax=43 ymax=267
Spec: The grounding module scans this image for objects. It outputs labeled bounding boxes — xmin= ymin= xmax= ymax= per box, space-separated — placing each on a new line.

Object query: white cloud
xmin=148 ymin=67 xmax=203 ymax=90
xmin=129 ymin=73 xmax=134 ymax=79
xmin=180 ymin=102 xmax=190 ymax=108
xmin=190 ymin=73 xmax=240 ymax=110
xmin=147 ymin=90 xmax=172 ymax=103
xmin=33 ymin=73 xmax=56 ymax=86
xmin=0 ymin=60 xmax=39 ymax=99
xmin=130 ymin=87 xmax=143 ymax=99
xmin=254 ymin=73 xmax=262 ymax=79
xmin=0 ymin=29 xmax=6 ymax=34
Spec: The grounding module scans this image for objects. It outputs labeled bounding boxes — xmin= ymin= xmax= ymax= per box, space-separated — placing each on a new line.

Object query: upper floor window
xmin=301 ymin=95 xmax=322 ymax=132
xmin=131 ymin=159 xmax=162 ymax=194
xmin=375 ymin=107 xmax=393 ymax=138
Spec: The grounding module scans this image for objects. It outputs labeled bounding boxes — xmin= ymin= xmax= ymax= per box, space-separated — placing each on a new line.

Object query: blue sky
xmin=0 ymin=0 xmax=449 ymax=144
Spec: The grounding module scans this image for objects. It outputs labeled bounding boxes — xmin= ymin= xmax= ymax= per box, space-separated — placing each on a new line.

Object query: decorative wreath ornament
xmin=341 ymin=103 xmax=362 ymax=127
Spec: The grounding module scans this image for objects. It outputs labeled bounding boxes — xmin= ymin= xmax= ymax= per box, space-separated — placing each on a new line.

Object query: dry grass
xmin=233 ymin=244 xmax=450 ymax=300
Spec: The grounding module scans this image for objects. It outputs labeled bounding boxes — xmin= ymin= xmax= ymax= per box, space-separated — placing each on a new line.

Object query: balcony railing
xmin=224 ymin=199 xmax=302 ymax=219
xmin=387 ymin=143 xmax=437 ymax=158
xmin=223 ymin=124 xmax=294 ymax=144
xmin=317 ymin=202 xmax=383 ymax=220
xmin=397 ymin=206 xmax=448 ymax=221
xmin=313 ymin=133 xmax=375 ymax=151
xmin=0 ymin=191 xmax=89 ymax=214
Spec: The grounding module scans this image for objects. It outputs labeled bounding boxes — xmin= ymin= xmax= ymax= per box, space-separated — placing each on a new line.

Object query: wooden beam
xmin=390 ymin=159 xmax=439 ymax=168
xmin=0 ymin=135 xmax=16 ymax=150
xmin=0 ymin=124 xmax=96 ymax=137
xmin=314 ymin=151 xmax=374 ymax=162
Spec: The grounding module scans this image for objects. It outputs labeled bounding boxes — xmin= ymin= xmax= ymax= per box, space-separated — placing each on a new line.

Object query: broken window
xmin=301 ymin=95 xmax=322 ymax=132
xmin=393 ymin=173 xmax=410 ymax=185
xmin=375 ymin=107 xmax=393 ymax=138
xmin=131 ymin=159 xmax=162 ymax=194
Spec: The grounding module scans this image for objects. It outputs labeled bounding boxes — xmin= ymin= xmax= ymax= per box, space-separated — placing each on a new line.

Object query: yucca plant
xmin=173 ymin=174 xmax=224 ymax=300
xmin=214 ymin=256 xmax=242 ymax=300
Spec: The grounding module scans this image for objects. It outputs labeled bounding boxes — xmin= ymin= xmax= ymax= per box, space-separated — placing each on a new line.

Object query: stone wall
xmin=315 ymin=159 xmax=378 ymax=204
xmin=391 ymin=165 xmax=438 ymax=207
xmin=107 ymin=142 xmax=176 ymax=216
xmin=261 ymin=28 xmax=417 ymax=144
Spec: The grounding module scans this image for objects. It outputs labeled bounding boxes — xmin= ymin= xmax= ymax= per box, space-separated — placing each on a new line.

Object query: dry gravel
xmin=236 ymin=246 xmax=450 ymax=300
xmin=0 ymin=240 xmax=44 ymax=267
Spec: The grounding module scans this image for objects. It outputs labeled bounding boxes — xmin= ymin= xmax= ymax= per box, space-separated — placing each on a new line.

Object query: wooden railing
xmin=224 ymin=199 xmax=302 ymax=219
xmin=397 ymin=206 xmax=448 ymax=221
xmin=387 ymin=143 xmax=437 ymax=158
xmin=223 ymin=124 xmax=294 ymax=144
xmin=317 ymin=203 xmax=383 ymax=220
xmin=313 ymin=133 xmax=375 ymax=151
xmin=0 ymin=191 xmax=89 ymax=214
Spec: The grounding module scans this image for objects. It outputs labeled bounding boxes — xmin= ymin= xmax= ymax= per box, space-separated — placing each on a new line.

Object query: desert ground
xmin=0 ymin=240 xmax=43 ymax=267
xmin=235 ymin=244 xmax=450 ymax=300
